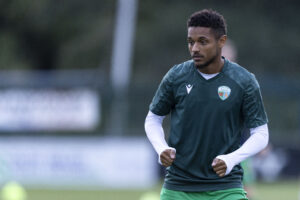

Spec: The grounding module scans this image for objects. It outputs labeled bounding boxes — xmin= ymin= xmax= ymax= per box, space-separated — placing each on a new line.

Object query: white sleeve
xmin=144 ymin=111 xmax=175 ymax=163
xmin=216 ymin=123 xmax=269 ymax=175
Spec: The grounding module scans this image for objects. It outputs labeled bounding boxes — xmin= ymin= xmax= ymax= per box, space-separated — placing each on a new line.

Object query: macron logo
xmin=186 ymin=84 xmax=193 ymax=94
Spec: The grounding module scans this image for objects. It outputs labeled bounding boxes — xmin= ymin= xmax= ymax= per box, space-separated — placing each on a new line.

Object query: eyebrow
xmin=187 ymin=36 xmax=209 ymax=40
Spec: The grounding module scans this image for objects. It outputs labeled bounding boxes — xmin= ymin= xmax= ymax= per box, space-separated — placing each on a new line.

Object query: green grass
xmin=23 ymin=180 xmax=299 ymax=200
xmin=254 ymin=180 xmax=299 ymax=200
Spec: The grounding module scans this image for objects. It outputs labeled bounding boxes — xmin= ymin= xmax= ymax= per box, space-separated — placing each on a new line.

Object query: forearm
xmin=217 ymin=124 xmax=269 ymax=175
xmin=144 ymin=111 xmax=172 ymax=156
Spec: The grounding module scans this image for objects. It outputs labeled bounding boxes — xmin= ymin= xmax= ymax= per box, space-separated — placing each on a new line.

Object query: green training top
xmin=149 ymin=58 xmax=268 ymax=192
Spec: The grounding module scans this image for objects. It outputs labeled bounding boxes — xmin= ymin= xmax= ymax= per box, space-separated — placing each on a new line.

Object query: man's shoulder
xmin=223 ymin=59 xmax=257 ymax=89
xmin=224 ymin=59 xmax=253 ymax=78
xmin=165 ymin=59 xmax=194 ymax=81
xmin=170 ymin=59 xmax=194 ymax=74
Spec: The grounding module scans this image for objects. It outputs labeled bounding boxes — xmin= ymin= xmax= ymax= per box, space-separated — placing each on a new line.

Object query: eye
xmin=200 ymin=40 xmax=208 ymax=45
xmin=188 ymin=40 xmax=195 ymax=45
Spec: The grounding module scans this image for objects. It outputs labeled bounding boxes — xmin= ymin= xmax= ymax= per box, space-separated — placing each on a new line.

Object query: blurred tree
xmin=0 ymin=0 xmax=115 ymax=70
xmin=0 ymin=0 xmax=299 ymax=76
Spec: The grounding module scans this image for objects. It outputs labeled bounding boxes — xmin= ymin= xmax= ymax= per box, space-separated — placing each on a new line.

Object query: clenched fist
xmin=212 ymin=158 xmax=227 ymax=177
xmin=160 ymin=149 xmax=176 ymax=167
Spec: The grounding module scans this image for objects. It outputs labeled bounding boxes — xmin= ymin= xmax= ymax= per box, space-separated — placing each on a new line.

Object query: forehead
xmin=187 ymin=27 xmax=215 ymax=39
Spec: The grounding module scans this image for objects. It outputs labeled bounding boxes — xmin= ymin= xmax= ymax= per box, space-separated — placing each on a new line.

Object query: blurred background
xmin=0 ymin=0 xmax=299 ymax=200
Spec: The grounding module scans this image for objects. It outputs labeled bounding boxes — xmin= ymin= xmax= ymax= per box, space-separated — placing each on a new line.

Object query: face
xmin=187 ymin=27 xmax=226 ymax=69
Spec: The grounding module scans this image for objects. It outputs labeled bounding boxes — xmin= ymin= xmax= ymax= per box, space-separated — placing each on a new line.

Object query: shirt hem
xmin=163 ymin=182 xmax=243 ymax=192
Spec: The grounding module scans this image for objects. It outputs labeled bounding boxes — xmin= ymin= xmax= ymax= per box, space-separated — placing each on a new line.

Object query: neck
xmin=198 ymin=57 xmax=224 ymax=74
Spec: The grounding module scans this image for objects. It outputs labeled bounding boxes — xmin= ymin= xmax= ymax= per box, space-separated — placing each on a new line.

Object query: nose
xmin=192 ymin=42 xmax=200 ymax=52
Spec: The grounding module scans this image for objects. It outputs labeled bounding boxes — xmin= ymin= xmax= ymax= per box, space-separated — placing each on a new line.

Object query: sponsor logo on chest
xmin=218 ymin=86 xmax=231 ymax=100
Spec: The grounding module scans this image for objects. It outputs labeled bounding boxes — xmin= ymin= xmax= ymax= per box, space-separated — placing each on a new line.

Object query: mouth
xmin=192 ymin=55 xmax=204 ymax=62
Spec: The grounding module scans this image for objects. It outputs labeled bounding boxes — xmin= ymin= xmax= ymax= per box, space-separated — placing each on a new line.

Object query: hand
xmin=212 ymin=158 xmax=227 ymax=177
xmin=160 ymin=149 xmax=176 ymax=167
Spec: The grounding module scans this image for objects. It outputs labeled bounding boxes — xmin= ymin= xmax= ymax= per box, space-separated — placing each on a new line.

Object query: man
xmin=144 ymin=9 xmax=269 ymax=200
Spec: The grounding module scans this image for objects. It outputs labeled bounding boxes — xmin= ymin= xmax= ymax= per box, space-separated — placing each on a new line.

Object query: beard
xmin=194 ymin=48 xmax=220 ymax=70
xmin=195 ymin=54 xmax=218 ymax=69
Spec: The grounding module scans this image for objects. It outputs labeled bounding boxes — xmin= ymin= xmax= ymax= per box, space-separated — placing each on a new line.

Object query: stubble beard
xmin=195 ymin=54 xmax=218 ymax=70
xmin=195 ymin=48 xmax=220 ymax=70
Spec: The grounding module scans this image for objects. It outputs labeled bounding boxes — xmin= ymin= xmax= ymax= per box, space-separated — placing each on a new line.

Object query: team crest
xmin=218 ymin=86 xmax=231 ymax=100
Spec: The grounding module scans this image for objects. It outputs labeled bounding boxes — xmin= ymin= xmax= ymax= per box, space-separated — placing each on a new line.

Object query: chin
xmin=194 ymin=55 xmax=218 ymax=69
xmin=197 ymin=65 xmax=210 ymax=70
xmin=194 ymin=62 xmax=209 ymax=69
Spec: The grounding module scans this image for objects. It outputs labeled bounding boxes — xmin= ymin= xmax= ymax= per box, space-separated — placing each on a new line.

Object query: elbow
xmin=263 ymin=131 xmax=269 ymax=149
xmin=259 ymin=128 xmax=269 ymax=151
xmin=256 ymin=123 xmax=269 ymax=151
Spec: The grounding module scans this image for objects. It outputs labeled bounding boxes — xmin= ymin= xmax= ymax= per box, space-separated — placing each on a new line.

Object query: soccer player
xmin=144 ymin=9 xmax=269 ymax=200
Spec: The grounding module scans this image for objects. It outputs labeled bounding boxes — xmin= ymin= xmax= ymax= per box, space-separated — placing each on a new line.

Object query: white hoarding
xmin=0 ymin=89 xmax=99 ymax=131
xmin=0 ymin=137 xmax=158 ymax=189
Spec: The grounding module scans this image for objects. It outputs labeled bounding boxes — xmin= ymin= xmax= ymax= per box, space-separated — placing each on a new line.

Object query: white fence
xmin=0 ymin=137 xmax=158 ymax=189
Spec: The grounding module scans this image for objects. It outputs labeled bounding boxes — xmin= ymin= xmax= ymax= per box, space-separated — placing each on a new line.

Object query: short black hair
xmin=187 ymin=9 xmax=227 ymax=39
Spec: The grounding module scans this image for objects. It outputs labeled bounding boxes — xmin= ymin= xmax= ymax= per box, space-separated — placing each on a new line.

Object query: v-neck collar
xmin=192 ymin=57 xmax=228 ymax=82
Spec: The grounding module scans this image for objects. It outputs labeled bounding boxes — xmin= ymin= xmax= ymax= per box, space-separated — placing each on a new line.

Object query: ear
xmin=218 ymin=35 xmax=227 ymax=48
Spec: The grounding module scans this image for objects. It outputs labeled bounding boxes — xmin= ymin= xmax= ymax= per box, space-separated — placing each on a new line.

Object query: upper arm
xmin=149 ymin=69 xmax=176 ymax=116
xmin=242 ymin=74 xmax=268 ymax=128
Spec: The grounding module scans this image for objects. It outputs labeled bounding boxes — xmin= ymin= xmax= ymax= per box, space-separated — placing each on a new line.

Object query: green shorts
xmin=160 ymin=187 xmax=248 ymax=200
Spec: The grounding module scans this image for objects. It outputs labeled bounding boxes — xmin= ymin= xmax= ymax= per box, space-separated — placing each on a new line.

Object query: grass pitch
xmin=24 ymin=180 xmax=299 ymax=200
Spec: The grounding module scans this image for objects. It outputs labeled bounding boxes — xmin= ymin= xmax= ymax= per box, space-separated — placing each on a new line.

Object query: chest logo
xmin=218 ymin=86 xmax=231 ymax=100
xmin=186 ymin=84 xmax=193 ymax=94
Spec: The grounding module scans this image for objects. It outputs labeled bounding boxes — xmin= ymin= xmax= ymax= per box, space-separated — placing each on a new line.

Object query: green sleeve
xmin=242 ymin=73 xmax=268 ymax=128
xmin=149 ymin=68 xmax=175 ymax=116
